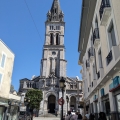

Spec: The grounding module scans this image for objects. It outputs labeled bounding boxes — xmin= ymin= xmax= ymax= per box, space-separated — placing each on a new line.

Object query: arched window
xmin=55 ymin=9 xmax=57 ymax=14
xmin=50 ymin=33 xmax=54 ymax=45
xmin=56 ymin=33 xmax=59 ymax=45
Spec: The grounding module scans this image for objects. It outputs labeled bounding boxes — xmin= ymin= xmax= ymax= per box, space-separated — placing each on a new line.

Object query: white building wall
xmin=0 ymin=40 xmax=14 ymax=99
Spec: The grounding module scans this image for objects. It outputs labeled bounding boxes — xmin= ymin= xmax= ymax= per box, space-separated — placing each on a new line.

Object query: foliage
xmin=26 ymin=89 xmax=43 ymax=110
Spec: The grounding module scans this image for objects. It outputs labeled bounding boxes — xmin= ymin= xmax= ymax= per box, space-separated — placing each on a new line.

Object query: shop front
xmin=115 ymin=94 xmax=120 ymax=120
xmin=8 ymin=100 xmax=19 ymax=120
xmin=0 ymin=97 xmax=8 ymax=120
xmin=109 ymin=76 xmax=120 ymax=120
xmin=101 ymin=94 xmax=111 ymax=120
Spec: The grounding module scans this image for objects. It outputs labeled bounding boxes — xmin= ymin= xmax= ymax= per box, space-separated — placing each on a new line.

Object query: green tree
xmin=26 ymin=89 xmax=43 ymax=110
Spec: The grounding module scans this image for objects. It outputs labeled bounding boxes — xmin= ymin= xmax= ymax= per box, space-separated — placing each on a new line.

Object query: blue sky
xmin=0 ymin=0 xmax=82 ymax=91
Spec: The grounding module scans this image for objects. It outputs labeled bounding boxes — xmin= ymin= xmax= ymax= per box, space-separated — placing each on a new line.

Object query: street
xmin=33 ymin=117 xmax=60 ymax=120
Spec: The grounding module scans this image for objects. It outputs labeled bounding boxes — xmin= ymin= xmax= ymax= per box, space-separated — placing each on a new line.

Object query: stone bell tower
xmin=40 ymin=0 xmax=67 ymax=78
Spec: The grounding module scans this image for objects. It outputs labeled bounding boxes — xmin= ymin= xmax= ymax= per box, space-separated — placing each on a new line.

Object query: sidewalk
xmin=33 ymin=117 xmax=60 ymax=120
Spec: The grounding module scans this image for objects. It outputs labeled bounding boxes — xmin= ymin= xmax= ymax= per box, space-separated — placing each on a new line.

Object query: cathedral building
xmin=19 ymin=0 xmax=83 ymax=116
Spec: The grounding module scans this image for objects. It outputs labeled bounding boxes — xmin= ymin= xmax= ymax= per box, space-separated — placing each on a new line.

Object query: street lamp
xmin=59 ymin=77 xmax=65 ymax=120
xmin=66 ymin=96 xmax=69 ymax=115
xmin=24 ymin=97 xmax=30 ymax=119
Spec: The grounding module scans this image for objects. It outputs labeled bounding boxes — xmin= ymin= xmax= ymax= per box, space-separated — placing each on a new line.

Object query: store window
xmin=103 ymin=100 xmax=111 ymax=119
xmin=0 ymin=106 xmax=5 ymax=120
xmin=116 ymin=94 xmax=120 ymax=112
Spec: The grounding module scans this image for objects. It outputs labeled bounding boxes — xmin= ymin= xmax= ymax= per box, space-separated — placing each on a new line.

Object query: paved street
xmin=33 ymin=117 xmax=60 ymax=120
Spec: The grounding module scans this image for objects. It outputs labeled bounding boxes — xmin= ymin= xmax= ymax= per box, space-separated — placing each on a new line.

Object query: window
xmin=58 ymin=26 xmax=60 ymax=30
xmin=1 ymin=54 xmax=6 ymax=68
xmin=56 ymin=33 xmax=60 ymax=45
xmin=108 ymin=21 xmax=117 ymax=50
xmin=0 ymin=73 xmax=2 ymax=84
xmin=55 ymin=9 xmax=57 ymax=14
xmin=95 ymin=16 xmax=98 ymax=28
xmin=50 ymin=26 xmax=51 ymax=30
xmin=50 ymin=58 xmax=52 ymax=74
xmin=52 ymin=26 xmax=54 ymax=30
xmin=98 ymin=49 xmax=103 ymax=68
xmin=50 ymin=33 xmax=54 ymax=45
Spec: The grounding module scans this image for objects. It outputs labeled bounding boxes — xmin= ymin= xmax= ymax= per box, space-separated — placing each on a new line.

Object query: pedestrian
xmin=77 ymin=112 xmax=82 ymax=120
xmin=72 ymin=112 xmax=78 ymax=120
xmin=65 ymin=111 xmax=73 ymax=120
xmin=85 ymin=111 xmax=89 ymax=120
xmin=89 ymin=113 xmax=95 ymax=120
xmin=98 ymin=112 xmax=107 ymax=120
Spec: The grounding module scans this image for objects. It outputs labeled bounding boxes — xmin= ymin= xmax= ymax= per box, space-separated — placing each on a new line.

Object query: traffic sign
xmin=58 ymin=97 xmax=64 ymax=105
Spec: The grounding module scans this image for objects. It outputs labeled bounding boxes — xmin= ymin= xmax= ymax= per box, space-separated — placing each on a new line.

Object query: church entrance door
xmin=48 ymin=95 xmax=56 ymax=113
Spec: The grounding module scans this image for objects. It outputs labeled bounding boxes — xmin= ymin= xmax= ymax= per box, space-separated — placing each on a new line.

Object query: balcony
xmin=93 ymin=28 xmax=100 ymax=49
xmin=97 ymin=71 xmax=100 ymax=79
xmin=93 ymin=95 xmax=98 ymax=102
xmin=109 ymin=76 xmax=120 ymax=92
xmin=86 ymin=60 xmax=90 ymax=71
xmin=99 ymin=0 xmax=111 ymax=26
xmin=88 ymin=47 xmax=94 ymax=62
xmin=106 ymin=50 xmax=113 ymax=65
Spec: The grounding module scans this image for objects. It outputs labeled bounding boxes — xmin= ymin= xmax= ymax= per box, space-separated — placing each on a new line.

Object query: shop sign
xmin=20 ymin=106 xmax=26 ymax=111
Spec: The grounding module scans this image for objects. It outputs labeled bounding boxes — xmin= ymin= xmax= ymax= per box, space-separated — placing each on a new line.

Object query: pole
xmin=61 ymin=88 xmax=63 ymax=120
xmin=67 ymin=101 xmax=68 ymax=115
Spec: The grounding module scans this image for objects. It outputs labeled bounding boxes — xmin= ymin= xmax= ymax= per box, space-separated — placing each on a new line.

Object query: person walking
xmin=65 ymin=111 xmax=73 ymax=120
xmin=98 ymin=112 xmax=107 ymax=120
xmin=85 ymin=111 xmax=89 ymax=120
xmin=77 ymin=112 xmax=82 ymax=120
xmin=89 ymin=113 xmax=95 ymax=120
xmin=72 ymin=112 xmax=78 ymax=120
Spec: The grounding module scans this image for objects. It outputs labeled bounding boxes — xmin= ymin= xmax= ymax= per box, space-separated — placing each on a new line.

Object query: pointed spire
xmin=47 ymin=0 xmax=64 ymax=22
xmin=51 ymin=0 xmax=61 ymax=13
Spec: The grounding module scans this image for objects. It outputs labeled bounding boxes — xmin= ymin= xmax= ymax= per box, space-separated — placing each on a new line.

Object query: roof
xmin=46 ymin=0 xmax=64 ymax=22
xmin=78 ymin=0 xmax=97 ymax=64
xmin=51 ymin=0 xmax=61 ymax=13
xmin=0 ymin=39 xmax=15 ymax=56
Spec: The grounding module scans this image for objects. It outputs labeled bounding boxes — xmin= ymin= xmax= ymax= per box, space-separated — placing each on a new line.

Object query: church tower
xmin=41 ymin=0 xmax=67 ymax=78
xmin=19 ymin=0 xmax=83 ymax=116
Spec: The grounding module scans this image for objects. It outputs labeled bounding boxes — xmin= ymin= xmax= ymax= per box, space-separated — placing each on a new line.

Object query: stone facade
xmin=19 ymin=0 xmax=83 ymax=116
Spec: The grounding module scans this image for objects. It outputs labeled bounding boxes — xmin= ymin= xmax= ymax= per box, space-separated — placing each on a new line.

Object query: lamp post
xmin=24 ymin=97 xmax=30 ymax=120
xmin=59 ymin=77 xmax=65 ymax=120
xmin=66 ymin=96 xmax=69 ymax=115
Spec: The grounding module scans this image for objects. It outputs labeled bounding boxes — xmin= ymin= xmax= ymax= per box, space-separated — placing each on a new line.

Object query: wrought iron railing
xmin=106 ymin=50 xmax=113 ymax=65
xmin=97 ymin=71 xmax=100 ymax=79
xmin=99 ymin=0 xmax=111 ymax=20
xmin=86 ymin=60 xmax=90 ymax=68
xmin=88 ymin=47 xmax=94 ymax=59
xmin=93 ymin=28 xmax=100 ymax=44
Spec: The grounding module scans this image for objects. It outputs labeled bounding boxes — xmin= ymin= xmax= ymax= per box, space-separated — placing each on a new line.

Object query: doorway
xmin=48 ymin=95 xmax=56 ymax=113
xmin=70 ymin=96 xmax=76 ymax=111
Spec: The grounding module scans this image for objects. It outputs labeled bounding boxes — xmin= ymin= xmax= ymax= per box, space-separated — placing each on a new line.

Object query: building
xmin=78 ymin=0 xmax=120 ymax=120
xmin=0 ymin=39 xmax=15 ymax=119
xmin=8 ymin=91 xmax=20 ymax=120
xmin=19 ymin=0 xmax=83 ymax=117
